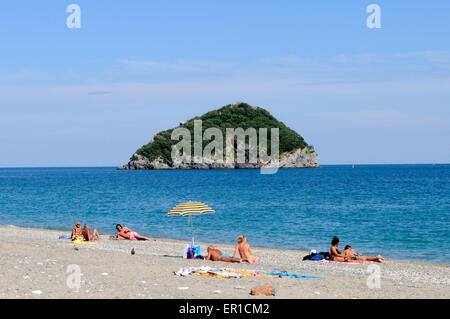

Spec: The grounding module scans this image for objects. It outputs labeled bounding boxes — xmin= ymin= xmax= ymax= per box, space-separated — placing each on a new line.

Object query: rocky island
xmin=119 ymin=102 xmax=319 ymax=170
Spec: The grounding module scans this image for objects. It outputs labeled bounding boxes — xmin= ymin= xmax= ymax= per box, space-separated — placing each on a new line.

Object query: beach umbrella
xmin=167 ymin=201 xmax=215 ymax=244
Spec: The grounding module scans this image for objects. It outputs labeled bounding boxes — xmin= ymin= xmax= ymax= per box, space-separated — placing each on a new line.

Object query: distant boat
xmin=352 ymin=164 xmax=355 ymax=168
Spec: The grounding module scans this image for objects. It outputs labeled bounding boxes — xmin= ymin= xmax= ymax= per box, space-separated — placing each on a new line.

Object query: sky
xmin=0 ymin=0 xmax=449 ymax=167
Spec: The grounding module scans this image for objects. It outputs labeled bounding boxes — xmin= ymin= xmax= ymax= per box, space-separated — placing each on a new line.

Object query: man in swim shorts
xmin=115 ymin=224 xmax=155 ymax=241
xmin=206 ymin=246 xmax=242 ymax=263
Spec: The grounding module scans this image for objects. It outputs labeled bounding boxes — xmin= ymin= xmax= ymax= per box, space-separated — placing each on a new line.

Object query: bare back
xmin=237 ymin=243 xmax=251 ymax=260
xmin=206 ymin=248 xmax=222 ymax=261
xmin=235 ymin=242 xmax=259 ymax=263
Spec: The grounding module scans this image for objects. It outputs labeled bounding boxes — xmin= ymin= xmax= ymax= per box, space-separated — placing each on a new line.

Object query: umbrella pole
xmin=192 ymin=216 xmax=195 ymax=245
xmin=189 ymin=215 xmax=194 ymax=245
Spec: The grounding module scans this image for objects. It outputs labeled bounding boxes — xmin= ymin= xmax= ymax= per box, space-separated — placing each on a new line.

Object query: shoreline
xmin=3 ymin=224 xmax=448 ymax=266
xmin=0 ymin=225 xmax=449 ymax=299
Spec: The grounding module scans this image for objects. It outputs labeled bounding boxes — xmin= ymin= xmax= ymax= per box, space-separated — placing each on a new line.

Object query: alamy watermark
xmin=66 ymin=264 xmax=81 ymax=290
xmin=66 ymin=4 xmax=81 ymax=29
xmin=366 ymin=264 xmax=381 ymax=289
xmin=171 ymin=120 xmax=280 ymax=174
xmin=65 ymin=4 xmax=381 ymax=30
xmin=366 ymin=4 xmax=381 ymax=29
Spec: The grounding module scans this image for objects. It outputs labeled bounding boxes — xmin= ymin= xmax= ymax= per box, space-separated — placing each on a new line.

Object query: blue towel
xmin=58 ymin=235 xmax=71 ymax=239
xmin=256 ymin=271 xmax=324 ymax=279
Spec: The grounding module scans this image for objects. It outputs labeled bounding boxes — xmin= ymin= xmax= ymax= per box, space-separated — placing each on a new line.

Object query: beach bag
xmin=183 ymin=244 xmax=200 ymax=259
xmin=310 ymin=254 xmax=324 ymax=261
xmin=319 ymin=251 xmax=330 ymax=260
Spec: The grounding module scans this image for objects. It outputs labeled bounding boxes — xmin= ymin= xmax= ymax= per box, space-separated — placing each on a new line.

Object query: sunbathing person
xmin=232 ymin=235 xmax=260 ymax=264
xmin=115 ymin=224 xmax=154 ymax=241
xmin=206 ymin=246 xmax=242 ymax=263
xmin=329 ymin=237 xmax=361 ymax=263
xmin=343 ymin=245 xmax=385 ymax=263
xmin=82 ymin=224 xmax=100 ymax=241
xmin=71 ymin=221 xmax=83 ymax=240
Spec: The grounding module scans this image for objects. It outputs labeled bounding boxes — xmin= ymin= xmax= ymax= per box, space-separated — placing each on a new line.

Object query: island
xmin=119 ymin=102 xmax=319 ymax=170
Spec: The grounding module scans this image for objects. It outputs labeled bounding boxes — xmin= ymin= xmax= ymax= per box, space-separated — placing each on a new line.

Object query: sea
xmin=0 ymin=165 xmax=448 ymax=264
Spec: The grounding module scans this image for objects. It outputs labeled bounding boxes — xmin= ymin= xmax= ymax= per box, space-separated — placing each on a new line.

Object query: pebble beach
xmin=0 ymin=225 xmax=448 ymax=299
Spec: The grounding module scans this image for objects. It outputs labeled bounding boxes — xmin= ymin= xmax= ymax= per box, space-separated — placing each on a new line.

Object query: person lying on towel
xmin=342 ymin=245 xmax=385 ymax=263
xmin=115 ymin=224 xmax=154 ymax=241
xmin=206 ymin=246 xmax=242 ymax=263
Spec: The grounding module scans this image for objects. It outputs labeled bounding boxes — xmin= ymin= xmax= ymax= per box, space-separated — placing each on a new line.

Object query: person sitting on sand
xmin=232 ymin=235 xmax=260 ymax=264
xmin=343 ymin=245 xmax=385 ymax=263
xmin=115 ymin=224 xmax=154 ymax=241
xmin=330 ymin=237 xmax=361 ymax=263
xmin=82 ymin=224 xmax=100 ymax=241
xmin=71 ymin=221 xmax=83 ymax=240
xmin=206 ymin=246 xmax=242 ymax=263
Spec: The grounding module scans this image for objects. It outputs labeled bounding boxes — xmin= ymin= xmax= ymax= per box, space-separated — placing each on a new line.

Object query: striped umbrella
xmin=167 ymin=201 xmax=215 ymax=244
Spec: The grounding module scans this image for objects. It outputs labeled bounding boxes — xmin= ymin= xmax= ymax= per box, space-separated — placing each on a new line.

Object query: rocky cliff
xmin=120 ymin=147 xmax=318 ymax=170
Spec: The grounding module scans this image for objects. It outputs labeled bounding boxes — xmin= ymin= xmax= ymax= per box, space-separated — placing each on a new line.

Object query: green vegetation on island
xmin=133 ymin=102 xmax=312 ymax=163
xmin=131 ymin=103 xmax=312 ymax=162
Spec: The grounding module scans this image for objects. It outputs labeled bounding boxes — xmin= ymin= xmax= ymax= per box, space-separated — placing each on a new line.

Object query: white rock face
xmin=118 ymin=147 xmax=319 ymax=170
xmin=278 ymin=148 xmax=319 ymax=168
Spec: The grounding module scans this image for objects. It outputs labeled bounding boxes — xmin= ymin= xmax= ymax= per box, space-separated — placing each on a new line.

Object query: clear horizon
xmin=1 ymin=163 xmax=449 ymax=169
xmin=1 ymin=1 xmax=449 ymax=167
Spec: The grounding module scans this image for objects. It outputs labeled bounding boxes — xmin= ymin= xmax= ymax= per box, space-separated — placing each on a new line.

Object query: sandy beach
xmin=0 ymin=225 xmax=448 ymax=299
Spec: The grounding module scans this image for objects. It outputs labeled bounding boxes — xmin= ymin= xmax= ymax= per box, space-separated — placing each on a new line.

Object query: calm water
xmin=0 ymin=165 xmax=448 ymax=264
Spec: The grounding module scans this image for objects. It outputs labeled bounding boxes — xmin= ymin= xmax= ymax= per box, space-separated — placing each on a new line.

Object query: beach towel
xmin=229 ymin=269 xmax=275 ymax=278
xmin=318 ymin=259 xmax=360 ymax=264
xmin=58 ymin=235 xmax=71 ymax=239
xmin=175 ymin=266 xmax=242 ymax=278
xmin=174 ymin=266 xmax=323 ymax=279
xmin=69 ymin=236 xmax=98 ymax=245
xmin=256 ymin=271 xmax=323 ymax=279
xmin=70 ymin=236 xmax=84 ymax=244
xmin=69 ymin=241 xmax=99 ymax=245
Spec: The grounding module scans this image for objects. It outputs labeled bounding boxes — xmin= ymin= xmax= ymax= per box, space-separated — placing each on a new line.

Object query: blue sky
xmin=0 ymin=1 xmax=449 ymax=166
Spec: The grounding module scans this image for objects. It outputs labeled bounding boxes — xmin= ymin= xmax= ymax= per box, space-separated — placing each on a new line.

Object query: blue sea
xmin=0 ymin=165 xmax=448 ymax=264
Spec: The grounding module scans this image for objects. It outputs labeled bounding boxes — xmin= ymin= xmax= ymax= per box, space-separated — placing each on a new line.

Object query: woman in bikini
xmin=232 ymin=235 xmax=260 ymax=264
xmin=82 ymin=224 xmax=100 ymax=241
xmin=330 ymin=237 xmax=361 ymax=263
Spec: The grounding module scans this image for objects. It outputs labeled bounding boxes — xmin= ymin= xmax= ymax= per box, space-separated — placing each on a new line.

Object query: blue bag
xmin=184 ymin=244 xmax=200 ymax=259
xmin=310 ymin=254 xmax=324 ymax=261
